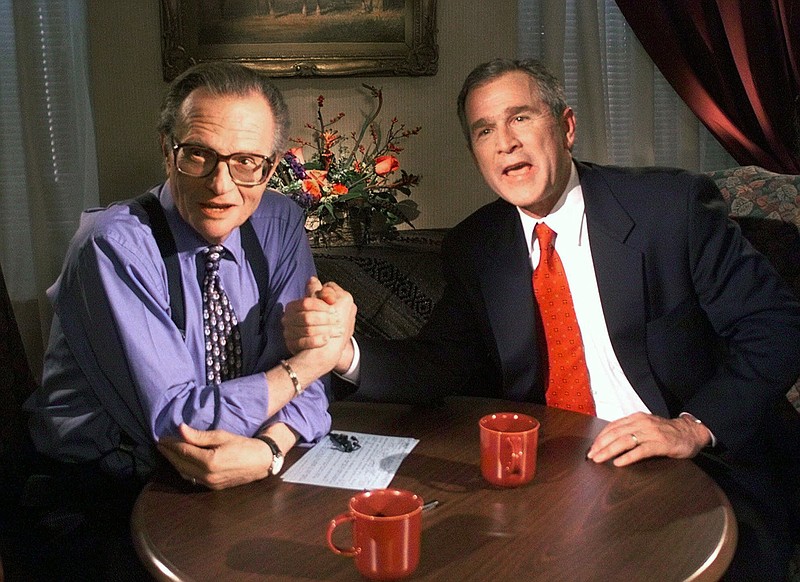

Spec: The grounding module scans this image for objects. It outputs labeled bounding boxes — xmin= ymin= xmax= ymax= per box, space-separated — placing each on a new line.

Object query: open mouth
xmin=503 ymin=162 xmax=532 ymax=176
xmin=199 ymin=203 xmax=235 ymax=215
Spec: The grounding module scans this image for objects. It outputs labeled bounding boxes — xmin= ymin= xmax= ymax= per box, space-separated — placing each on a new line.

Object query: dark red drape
xmin=615 ymin=0 xmax=800 ymax=173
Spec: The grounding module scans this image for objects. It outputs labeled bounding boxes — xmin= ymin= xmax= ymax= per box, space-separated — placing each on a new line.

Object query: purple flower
xmin=290 ymin=190 xmax=316 ymax=209
xmin=284 ymin=152 xmax=307 ymax=179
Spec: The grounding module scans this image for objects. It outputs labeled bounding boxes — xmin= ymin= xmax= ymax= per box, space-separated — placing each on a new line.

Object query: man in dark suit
xmin=284 ymin=58 xmax=800 ymax=580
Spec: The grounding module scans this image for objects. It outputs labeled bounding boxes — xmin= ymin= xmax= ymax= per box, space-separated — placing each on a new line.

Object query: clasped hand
xmin=282 ymin=276 xmax=357 ymax=374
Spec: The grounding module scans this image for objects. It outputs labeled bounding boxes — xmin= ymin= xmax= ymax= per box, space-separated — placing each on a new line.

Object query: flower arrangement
xmin=269 ymin=84 xmax=421 ymax=246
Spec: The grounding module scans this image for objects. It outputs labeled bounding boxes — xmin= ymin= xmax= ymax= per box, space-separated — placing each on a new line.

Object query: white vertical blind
xmin=518 ymin=0 xmax=736 ymax=172
xmin=0 ymin=0 xmax=98 ymax=375
xmin=0 ymin=0 xmax=34 ymax=295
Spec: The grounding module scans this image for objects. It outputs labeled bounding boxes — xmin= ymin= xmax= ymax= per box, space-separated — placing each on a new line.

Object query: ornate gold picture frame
xmin=160 ymin=0 xmax=438 ymax=80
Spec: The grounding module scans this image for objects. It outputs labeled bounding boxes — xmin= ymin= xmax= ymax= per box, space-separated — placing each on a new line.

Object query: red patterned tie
xmin=532 ymin=223 xmax=596 ymax=415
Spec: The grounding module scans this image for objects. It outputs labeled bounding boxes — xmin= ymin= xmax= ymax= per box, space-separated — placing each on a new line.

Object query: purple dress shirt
xmin=25 ymin=183 xmax=330 ymax=478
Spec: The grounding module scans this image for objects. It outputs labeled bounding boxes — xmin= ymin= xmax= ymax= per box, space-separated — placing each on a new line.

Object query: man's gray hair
xmin=456 ymin=58 xmax=568 ymax=150
xmin=158 ymin=62 xmax=290 ymax=157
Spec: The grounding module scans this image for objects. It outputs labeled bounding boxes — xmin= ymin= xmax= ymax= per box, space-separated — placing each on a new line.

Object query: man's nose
xmin=206 ymin=160 xmax=237 ymax=192
xmin=496 ymin=126 xmax=521 ymax=153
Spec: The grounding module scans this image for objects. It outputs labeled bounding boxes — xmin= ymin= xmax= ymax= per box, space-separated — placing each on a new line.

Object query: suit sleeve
xmin=681 ymin=175 xmax=800 ymax=453
xmin=354 ymin=231 xmax=501 ymax=404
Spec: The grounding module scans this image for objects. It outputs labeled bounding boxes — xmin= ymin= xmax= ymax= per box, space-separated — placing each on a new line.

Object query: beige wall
xmin=87 ymin=0 xmax=517 ymax=228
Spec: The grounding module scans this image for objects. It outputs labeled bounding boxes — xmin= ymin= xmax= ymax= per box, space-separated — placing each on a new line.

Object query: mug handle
xmin=327 ymin=512 xmax=360 ymax=557
xmin=504 ymin=435 xmax=524 ymax=475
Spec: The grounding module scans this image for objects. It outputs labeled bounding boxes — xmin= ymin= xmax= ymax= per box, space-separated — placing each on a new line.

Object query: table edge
xmin=131 ymin=487 xmax=194 ymax=582
xmin=684 ymin=490 xmax=738 ymax=582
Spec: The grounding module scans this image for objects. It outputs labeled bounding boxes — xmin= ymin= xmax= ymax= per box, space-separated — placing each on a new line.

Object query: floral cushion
xmin=707 ymin=165 xmax=800 ymax=297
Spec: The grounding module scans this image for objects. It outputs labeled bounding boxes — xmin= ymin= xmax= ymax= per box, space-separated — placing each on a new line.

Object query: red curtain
xmin=615 ymin=0 xmax=800 ymax=173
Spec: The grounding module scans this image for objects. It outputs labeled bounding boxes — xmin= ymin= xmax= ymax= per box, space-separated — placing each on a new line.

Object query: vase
xmin=307 ymin=217 xmax=370 ymax=248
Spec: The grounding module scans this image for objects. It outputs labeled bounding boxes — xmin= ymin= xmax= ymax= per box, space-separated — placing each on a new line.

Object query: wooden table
xmin=132 ymin=397 xmax=737 ymax=582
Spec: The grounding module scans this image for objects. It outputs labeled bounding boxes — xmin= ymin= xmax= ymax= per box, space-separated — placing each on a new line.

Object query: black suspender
xmin=136 ymin=192 xmax=269 ymax=339
xmin=137 ymin=193 xmax=186 ymax=334
xmin=240 ymin=218 xmax=270 ymax=336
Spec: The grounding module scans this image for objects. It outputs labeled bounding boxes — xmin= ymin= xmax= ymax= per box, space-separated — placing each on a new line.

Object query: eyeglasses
xmin=172 ymin=143 xmax=274 ymax=186
xmin=329 ymin=432 xmax=361 ymax=453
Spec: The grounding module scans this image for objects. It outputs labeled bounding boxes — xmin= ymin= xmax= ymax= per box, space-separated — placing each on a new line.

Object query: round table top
xmin=132 ymin=397 xmax=736 ymax=581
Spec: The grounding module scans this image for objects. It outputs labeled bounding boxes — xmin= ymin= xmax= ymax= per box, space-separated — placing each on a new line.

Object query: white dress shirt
xmin=518 ymin=163 xmax=650 ymax=421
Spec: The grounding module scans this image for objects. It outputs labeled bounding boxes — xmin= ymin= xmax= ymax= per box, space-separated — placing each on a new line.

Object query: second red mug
xmin=479 ymin=412 xmax=540 ymax=487
xmin=327 ymin=488 xmax=423 ymax=581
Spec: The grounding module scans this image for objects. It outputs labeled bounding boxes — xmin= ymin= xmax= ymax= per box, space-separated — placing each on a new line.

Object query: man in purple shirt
xmin=19 ymin=62 xmax=345 ymax=579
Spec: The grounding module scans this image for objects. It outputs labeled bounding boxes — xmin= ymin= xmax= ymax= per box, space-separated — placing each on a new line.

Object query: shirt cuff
xmin=270 ymin=378 xmax=332 ymax=444
xmin=336 ymin=337 xmax=361 ymax=384
xmin=679 ymin=412 xmax=717 ymax=447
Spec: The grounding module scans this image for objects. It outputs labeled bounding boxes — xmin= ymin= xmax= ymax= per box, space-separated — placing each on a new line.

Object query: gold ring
xmin=630 ymin=433 xmax=639 ymax=446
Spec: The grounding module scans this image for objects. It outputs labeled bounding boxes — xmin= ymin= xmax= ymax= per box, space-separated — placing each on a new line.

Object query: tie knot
xmin=535 ymin=223 xmax=556 ymax=251
xmin=204 ymin=245 xmax=225 ymax=272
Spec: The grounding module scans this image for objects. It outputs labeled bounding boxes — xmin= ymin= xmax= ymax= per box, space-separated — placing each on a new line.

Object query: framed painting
xmin=159 ymin=0 xmax=438 ymax=80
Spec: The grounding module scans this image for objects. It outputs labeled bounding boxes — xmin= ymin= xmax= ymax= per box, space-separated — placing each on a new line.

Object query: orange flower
xmin=303 ymin=178 xmax=322 ymax=199
xmin=306 ymin=169 xmax=329 ymax=185
xmin=331 ymin=183 xmax=349 ymax=195
xmin=302 ymin=169 xmax=330 ymax=200
xmin=374 ymin=155 xmax=399 ymax=176
xmin=321 ymin=131 xmax=339 ymax=151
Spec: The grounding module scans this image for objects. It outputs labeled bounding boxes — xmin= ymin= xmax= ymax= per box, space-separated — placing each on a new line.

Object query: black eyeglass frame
xmin=171 ymin=142 xmax=275 ymax=186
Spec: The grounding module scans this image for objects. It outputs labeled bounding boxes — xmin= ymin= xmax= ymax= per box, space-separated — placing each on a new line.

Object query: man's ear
xmin=265 ymin=149 xmax=285 ymax=183
xmin=562 ymin=107 xmax=576 ymax=151
xmin=160 ymin=135 xmax=174 ymax=176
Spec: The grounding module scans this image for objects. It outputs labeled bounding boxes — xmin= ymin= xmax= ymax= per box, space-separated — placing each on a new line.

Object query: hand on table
xmin=585 ymin=412 xmax=712 ymax=466
xmin=158 ymin=424 xmax=274 ymax=490
xmin=282 ymin=276 xmax=356 ymax=374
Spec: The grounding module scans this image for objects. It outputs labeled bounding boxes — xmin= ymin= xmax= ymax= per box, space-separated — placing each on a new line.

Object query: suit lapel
xmin=577 ymin=163 xmax=669 ymax=416
xmin=478 ymin=202 xmax=544 ymax=402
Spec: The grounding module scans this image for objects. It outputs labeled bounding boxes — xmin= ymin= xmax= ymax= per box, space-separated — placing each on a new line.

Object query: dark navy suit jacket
xmin=353 ymin=161 xmax=800 ymax=462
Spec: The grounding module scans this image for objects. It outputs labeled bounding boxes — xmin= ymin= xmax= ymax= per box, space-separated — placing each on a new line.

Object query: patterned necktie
xmin=532 ymin=223 xmax=596 ymax=415
xmin=202 ymin=245 xmax=242 ymax=385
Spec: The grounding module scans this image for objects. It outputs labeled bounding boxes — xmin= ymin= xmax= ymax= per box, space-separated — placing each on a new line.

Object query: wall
xmin=87 ymin=1 xmax=517 ymax=229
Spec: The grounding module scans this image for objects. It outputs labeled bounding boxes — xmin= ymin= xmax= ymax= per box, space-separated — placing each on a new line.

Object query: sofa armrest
xmin=311 ymin=229 xmax=447 ymax=340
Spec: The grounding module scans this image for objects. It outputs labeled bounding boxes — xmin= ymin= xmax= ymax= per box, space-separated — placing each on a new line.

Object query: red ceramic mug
xmin=327 ymin=488 xmax=423 ymax=581
xmin=479 ymin=412 xmax=540 ymax=487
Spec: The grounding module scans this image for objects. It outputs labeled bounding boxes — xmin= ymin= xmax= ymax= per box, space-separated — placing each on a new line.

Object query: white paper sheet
xmin=281 ymin=431 xmax=419 ymax=491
